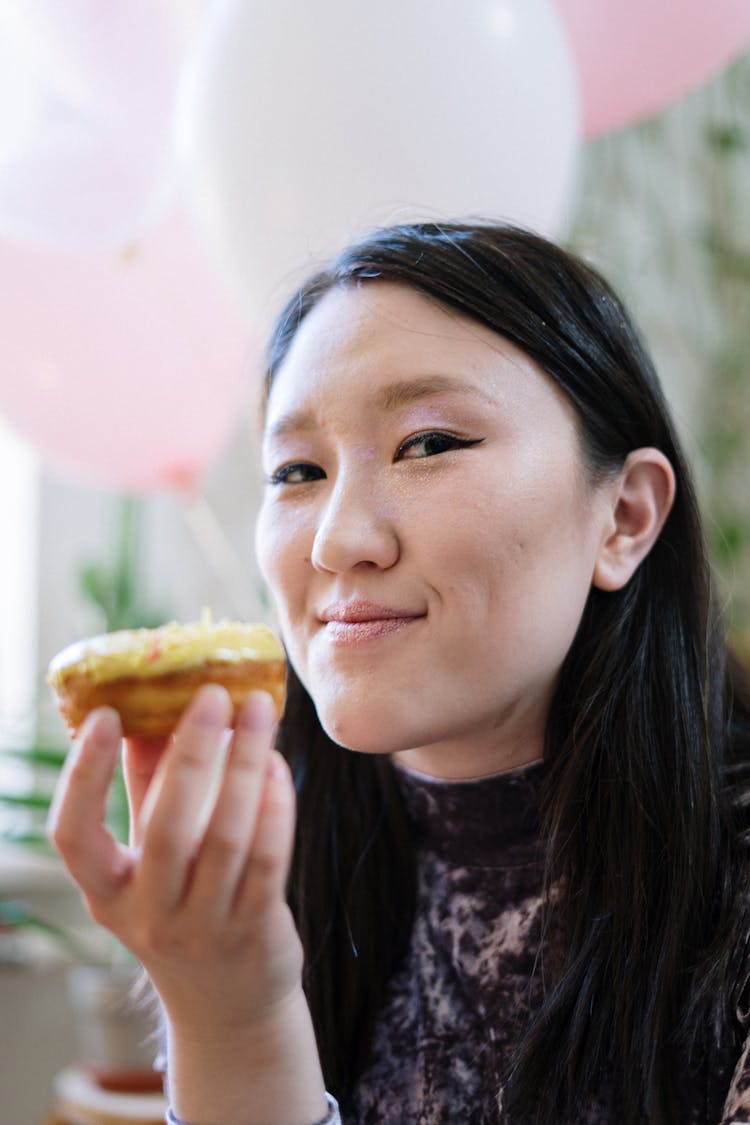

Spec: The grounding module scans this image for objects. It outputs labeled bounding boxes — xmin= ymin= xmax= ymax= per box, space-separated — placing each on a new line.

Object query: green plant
xmin=0 ymin=494 xmax=166 ymax=957
xmin=0 ymin=898 xmax=93 ymax=961
xmin=79 ymin=495 xmax=167 ymax=632
xmin=0 ymin=741 xmax=129 ymax=850
xmin=569 ymin=53 xmax=750 ymax=638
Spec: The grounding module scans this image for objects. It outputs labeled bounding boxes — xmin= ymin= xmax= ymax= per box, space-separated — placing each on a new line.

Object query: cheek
xmin=448 ymin=475 xmax=596 ymax=632
xmin=254 ymin=506 xmax=277 ymax=590
xmin=255 ymin=509 xmax=312 ymax=675
xmin=254 ymin=504 xmax=308 ymax=608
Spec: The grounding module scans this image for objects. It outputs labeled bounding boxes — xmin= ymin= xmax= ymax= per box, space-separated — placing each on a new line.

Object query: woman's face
xmin=256 ymin=282 xmax=615 ymax=778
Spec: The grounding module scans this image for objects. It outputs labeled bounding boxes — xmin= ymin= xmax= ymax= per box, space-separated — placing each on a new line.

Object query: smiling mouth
xmin=319 ymin=603 xmax=425 ymax=644
xmin=322 ymin=617 xmax=422 ymax=644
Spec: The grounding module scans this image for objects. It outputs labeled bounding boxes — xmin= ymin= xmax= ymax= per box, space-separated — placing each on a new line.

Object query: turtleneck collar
xmin=392 ymin=757 xmax=545 ymax=868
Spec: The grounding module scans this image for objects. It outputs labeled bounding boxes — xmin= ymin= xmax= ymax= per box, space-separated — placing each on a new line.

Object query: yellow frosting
xmin=48 ymin=619 xmax=284 ymax=687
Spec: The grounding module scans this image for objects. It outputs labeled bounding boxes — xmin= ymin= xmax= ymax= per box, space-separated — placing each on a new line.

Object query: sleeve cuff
xmin=165 ymin=1091 xmax=341 ymax=1124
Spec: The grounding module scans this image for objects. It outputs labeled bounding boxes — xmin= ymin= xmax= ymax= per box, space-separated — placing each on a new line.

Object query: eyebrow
xmin=374 ymin=374 xmax=496 ymax=411
xmin=267 ymin=374 xmax=496 ymax=439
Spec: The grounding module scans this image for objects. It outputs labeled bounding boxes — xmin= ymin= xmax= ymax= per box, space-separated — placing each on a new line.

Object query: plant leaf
xmin=0 ymin=745 xmax=68 ymax=768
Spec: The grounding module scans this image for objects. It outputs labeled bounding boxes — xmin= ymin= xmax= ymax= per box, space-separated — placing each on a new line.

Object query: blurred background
xmin=0 ymin=2 xmax=748 ymax=1121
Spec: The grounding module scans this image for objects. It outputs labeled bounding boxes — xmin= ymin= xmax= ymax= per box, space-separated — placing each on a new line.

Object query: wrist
xmin=165 ymin=1091 xmax=341 ymax=1125
xmin=166 ymin=986 xmax=328 ymax=1125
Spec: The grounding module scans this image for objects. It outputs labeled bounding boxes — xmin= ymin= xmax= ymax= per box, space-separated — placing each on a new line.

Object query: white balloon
xmin=0 ymin=8 xmax=45 ymax=166
xmin=176 ymin=0 xmax=581 ymax=319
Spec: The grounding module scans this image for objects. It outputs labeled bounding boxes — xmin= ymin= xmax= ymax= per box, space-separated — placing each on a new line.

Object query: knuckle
xmin=49 ymin=820 xmax=78 ymax=856
xmin=248 ymin=849 xmax=279 ymax=884
xmin=86 ymin=897 xmax=114 ymax=929
xmin=147 ymin=821 xmax=171 ymax=849
xmin=229 ymin=755 xmax=265 ymax=781
xmin=257 ymin=791 xmax=291 ymax=830
xmin=67 ymin=754 xmax=104 ymax=790
xmin=173 ymin=748 xmax=208 ymax=775
xmin=203 ymin=828 xmax=242 ymax=859
xmin=143 ymin=824 xmax=176 ymax=857
xmin=131 ymin=918 xmax=182 ymax=959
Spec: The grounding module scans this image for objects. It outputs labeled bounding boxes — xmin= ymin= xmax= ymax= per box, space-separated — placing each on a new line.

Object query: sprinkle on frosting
xmin=47 ymin=619 xmax=284 ymax=687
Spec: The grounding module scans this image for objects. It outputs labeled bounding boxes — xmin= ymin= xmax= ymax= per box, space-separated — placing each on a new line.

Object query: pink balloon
xmin=0 ymin=0 xmax=207 ymax=249
xmin=0 ymin=119 xmax=173 ymax=251
xmin=0 ymin=210 xmax=254 ymax=492
xmin=555 ymin=0 xmax=750 ymax=136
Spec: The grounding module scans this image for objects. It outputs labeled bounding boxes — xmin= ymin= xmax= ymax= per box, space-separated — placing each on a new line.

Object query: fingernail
xmin=265 ymin=752 xmax=287 ymax=781
xmin=190 ymin=684 xmax=231 ymax=727
xmin=238 ymin=691 xmax=277 ymax=732
xmin=79 ymin=707 xmax=121 ymax=747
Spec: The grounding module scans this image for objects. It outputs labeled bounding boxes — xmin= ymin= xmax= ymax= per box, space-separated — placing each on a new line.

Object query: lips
xmin=318 ymin=600 xmax=425 ymax=644
xmin=319 ymin=600 xmax=423 ymax=624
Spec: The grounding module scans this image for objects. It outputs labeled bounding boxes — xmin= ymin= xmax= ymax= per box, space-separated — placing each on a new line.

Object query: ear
xmin=592 ymin=448 xmax=676 ymax=592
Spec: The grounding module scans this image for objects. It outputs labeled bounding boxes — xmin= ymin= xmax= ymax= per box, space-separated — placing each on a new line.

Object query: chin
xmin=315 ymin=701 xmax=409 ymax=756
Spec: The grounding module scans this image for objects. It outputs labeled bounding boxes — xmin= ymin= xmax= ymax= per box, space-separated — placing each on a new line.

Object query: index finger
xmin=137 ymin=684 xmax=233 ymax=908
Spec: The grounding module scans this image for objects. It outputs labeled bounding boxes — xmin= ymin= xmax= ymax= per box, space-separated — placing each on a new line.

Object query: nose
xmin=310 ymin=470 xmax=399 ymax=574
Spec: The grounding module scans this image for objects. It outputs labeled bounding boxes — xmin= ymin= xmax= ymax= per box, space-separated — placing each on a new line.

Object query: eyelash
xmin=396 ymin=431 xmax=483 ymax=460
xmin=266 ymin=463 xmax=325 ymax=486
xmin=266 ymin=431 xmax=483 ymax=485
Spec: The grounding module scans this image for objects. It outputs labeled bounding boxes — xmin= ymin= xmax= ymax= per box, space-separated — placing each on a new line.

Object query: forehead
xmin=263 ymin=281 xmax=565 ymax=434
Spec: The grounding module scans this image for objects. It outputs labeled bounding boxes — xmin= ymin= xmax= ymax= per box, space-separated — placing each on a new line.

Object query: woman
xmin=51 ymin=222 xmax=750 ymax=1124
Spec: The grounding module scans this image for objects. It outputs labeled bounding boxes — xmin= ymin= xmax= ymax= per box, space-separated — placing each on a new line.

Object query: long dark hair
xmin=265 ymin=222 xmax=750 ymax=1122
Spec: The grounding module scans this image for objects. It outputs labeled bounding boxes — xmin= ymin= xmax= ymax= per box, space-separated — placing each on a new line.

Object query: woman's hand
xmin=49 ymin=686 xmax=328 ymax=1125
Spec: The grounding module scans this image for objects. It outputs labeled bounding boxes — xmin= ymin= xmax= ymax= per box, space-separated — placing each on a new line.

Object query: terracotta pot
xmin=66 ymin=964 xmax=163 ymax=1093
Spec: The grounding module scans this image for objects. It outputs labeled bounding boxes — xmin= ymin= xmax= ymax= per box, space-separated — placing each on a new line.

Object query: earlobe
xmin=592 ymin=448 xmax=676 ymax=592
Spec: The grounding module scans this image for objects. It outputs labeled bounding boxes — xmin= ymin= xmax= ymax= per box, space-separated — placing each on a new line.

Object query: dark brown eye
xmin=397 ymin=432 xmax=484 ymax=460
xmin=267 ymin=462 xmax=325 ymax=485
